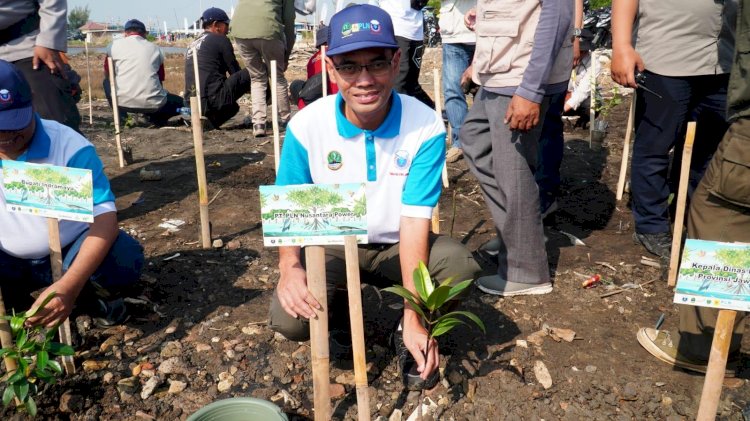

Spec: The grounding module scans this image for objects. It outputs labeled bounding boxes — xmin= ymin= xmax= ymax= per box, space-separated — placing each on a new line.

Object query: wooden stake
xmin=321 ymin=45 xmax=328 ymax=98
xmin=47 ymin=218 xmax=75 ymax=374
xmin=433 ymin=68 xmax=449 ymax=189
xmin=271 ymin=60 xmax=281 ymax=174
xmin=84 ymin=40 xmax=93 ymax=126
xmin=106 ymin=57 xmax=125 ymax=168
xmin=616 ymin=92 xmax=636 ymax=201
xmin=0 ymin=288 xmax=18 ymax=374
xmin=696 ymin=309 xmax=737 ymax=421
xmin=589 ymin=50 xmax=597 ymax=147
xmin=306 ymin=246 xmax=331 ymax=421
xmin=668 ymin=122 xmax=696 ymax=287
xmin=191 ymin=47 xmax=203 ymax=118
xmin=431 ymin=207 xmax=440 ymax=234
xmin=189 ymin=97 xmax=212 ymax=249
xmin=344 ymin=236 xmax=371 ymax=420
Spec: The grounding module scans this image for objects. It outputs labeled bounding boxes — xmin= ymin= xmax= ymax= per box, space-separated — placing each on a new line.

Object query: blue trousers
xmin=536 ymin=91 xmax=566 ymax=211
xmin=631 ymin=71 xmax=729 ymax=233
xmin=442 ymin=42 xmax=475 ymax=148
xmin=0 ymin=230 xmax=144 ymax=310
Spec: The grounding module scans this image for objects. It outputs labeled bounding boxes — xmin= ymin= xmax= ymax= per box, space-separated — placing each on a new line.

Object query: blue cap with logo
xmin=201 ymin=7 xmax=230 ymax=24
xmin=0 ymin=60 xmax=33 ymax=131
xmin=326 ymin=5 xmax=398 ymax=56
xmin=124 ymin=19 xmax=147 ymax=33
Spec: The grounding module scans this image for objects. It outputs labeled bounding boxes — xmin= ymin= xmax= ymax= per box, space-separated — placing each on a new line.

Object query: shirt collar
xmin=18 ymin=114 xmax=51 ymax=162
xmin=335 ymin=91 xmax=402 ymax=139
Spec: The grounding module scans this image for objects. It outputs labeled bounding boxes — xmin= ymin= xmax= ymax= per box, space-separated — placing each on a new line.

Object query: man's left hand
xmin=504 ymin=95 xmax=541 ymax=131
xmin=402 ymin=316 xmax=439 ymax=380
xmin=25 ymin=283 xmax=77 ymax=328
xmin=32 ymin=46 xmax=66 ymax=77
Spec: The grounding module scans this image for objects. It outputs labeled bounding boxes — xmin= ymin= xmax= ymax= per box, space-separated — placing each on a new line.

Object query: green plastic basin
xmin=187 ymin=397 xmax=288 ymax=421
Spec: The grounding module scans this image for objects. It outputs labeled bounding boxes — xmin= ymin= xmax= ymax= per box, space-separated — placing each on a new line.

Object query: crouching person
xmin=268 ymin=6 xmax=481 ymax=391
xmin=0 ymin=60 xmax=144 ymax=328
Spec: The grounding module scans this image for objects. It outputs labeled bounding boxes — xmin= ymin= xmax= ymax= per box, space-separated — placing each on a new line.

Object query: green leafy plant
xmin=0 ymin=293 xmax=75 ymax=416
xmin=594 ymin=86 xmax=623 ymax=120
xmin=383 ymin=262 xmax=485 ymax=341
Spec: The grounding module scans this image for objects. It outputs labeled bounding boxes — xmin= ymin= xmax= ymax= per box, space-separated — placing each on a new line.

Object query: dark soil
xmin=1 ymin=48 xmax=748 ymax=421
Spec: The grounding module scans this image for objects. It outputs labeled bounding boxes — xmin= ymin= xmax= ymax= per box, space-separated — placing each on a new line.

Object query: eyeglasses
xmin=334 ymin=59 xmax=393 ymax=79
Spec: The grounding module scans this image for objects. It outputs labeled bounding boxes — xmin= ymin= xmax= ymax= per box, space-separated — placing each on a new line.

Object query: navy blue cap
xmin=315 ymin=25 xmax=328 ymax=48
xmin=124 ymin=19 xmax=146 ymax=33
xmin=201 ymin=7 xmax=230 ymax=24
xmin=0 ymin=60 xmax=33 ymax=131
xmin=326 ymin=5 xmax=398 ymax=56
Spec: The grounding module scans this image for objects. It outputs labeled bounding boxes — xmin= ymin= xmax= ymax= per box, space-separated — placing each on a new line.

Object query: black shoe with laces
xmin=391 ymin=319 xmax=439 ymax=391
xmin=91 ymin=298 xmax=130 ymax=328
xmin=633 ymin=231 xmax=672 ymax=260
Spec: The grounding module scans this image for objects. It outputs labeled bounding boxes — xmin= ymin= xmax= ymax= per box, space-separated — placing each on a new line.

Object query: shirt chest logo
xmin=390 ymin=150 xmax=410 ymax=176
xmin=327 ymin=150 xmax=343 ymax=171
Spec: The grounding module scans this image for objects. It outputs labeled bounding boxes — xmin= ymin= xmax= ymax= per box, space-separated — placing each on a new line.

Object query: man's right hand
xmin=464 ymin=8 xmax=476 ymax=31
xmin=611 ymin=45 xmax=644 ymax=88
xmin=277 ymin=263 xmax=321 ymax=320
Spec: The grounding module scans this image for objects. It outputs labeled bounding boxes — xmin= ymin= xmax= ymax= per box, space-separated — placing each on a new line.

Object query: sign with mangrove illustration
xmin=260 ymin=183 xmax=368 ymax=247
xmin=674 ymin=239 xmax=750 ymax=312
xmin=2 ymin=161 xmax=94 ymax=222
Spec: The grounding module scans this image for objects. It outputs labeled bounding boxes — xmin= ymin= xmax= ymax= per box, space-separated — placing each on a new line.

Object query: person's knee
xmin=103 ymin=231 xmax=145 ymax=288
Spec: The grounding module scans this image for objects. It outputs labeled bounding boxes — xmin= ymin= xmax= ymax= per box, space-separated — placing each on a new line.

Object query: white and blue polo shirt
xmin=0 ymin=116 xmax=116 ymax=259
xmin=276 ymin=92 xmax=446 ymax=244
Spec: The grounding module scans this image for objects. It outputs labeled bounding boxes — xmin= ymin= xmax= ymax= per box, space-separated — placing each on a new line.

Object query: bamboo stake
xmin=431 ymin=207 xmax=440 ymax=234
xmin=589 ymin=50 xmax=597 ymax=147
xmin=106 ymin=57 xmax=125 ymax=168
xmin=616 ymin=92 xmax=636 ymax=201
xmin=84 ymin=40 xmax=93 ymax=126
xmin=191 ymin=47 xmax=203 ymax=118
xmin=271 ymin=60 xmax=281 ymax=174
xmin=696 ymin=309 xmax=737 ymax=421
xmin=668 ymin=122 xmax=696 ymax=287
xmin=433 ymin=68 xmax=448 ymax=189
xmin=47 ymin=219 xmax=75 ymax=374
xmin=190 ymin=97 xmax=212 ymax=249
xmin=321 ymin=45 xmax=328 ymax=97
xmin=344 ymin=236 xmax=371 ymax=420
xmin=0 ymin=289 xmax=17 ymax=374
xmin=306 ymin=245 xmax=330 ymax=421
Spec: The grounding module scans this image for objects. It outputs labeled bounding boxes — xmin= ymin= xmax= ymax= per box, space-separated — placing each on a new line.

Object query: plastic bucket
xmin=187 ymin=398 xmax=288 ymax=421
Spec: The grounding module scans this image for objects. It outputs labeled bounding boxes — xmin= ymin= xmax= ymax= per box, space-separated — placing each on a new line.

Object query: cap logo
xmin=341 ymin=20 xmax=382 ymax=38
xmin=0 ymin=89 xmax=11 ymax=104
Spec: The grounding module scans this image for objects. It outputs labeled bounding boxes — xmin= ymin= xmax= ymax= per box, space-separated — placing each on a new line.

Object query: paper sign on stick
xmin=674 ymin=239 xmax=750 ymax=312
xmin=2 ymin=161 xmax=94 ymax=223
xmin=260 ymin=183 xmax=367 ymax=247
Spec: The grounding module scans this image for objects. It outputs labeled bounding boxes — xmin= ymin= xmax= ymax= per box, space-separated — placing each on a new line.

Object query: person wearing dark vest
xmin=0 ymin=0 xmax=81 ymax=132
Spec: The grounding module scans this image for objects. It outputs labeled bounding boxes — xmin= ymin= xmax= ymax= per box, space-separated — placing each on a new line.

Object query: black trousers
xmin=104 ymin=81 xmax=184 ymax=126
xmin=395 ymin=36 xmax=434 ymax=109
xmin=204 ymin=68 xmax=252 ymax=128
xmin=12 ymin=57 xmax=81 ymax=132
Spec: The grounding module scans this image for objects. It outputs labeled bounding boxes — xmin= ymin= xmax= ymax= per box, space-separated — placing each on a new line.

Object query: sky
xmin=67 ymin=0 xmax=240 ymax=29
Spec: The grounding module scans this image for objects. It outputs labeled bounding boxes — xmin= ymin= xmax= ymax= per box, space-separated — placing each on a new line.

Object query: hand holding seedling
xmin=403 ymin=311 xmax=439 ymax=380
xmin=26 ymin=283 xmax=77 ymax=328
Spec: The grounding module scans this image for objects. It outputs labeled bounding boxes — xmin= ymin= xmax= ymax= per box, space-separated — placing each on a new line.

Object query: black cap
xmin=315 ymin=25 xmax=328 ymax=48
xmin=201 ymin=7 xmax=230 ymax=24
xmin=124 ymin=19 xmax=146 ymax=33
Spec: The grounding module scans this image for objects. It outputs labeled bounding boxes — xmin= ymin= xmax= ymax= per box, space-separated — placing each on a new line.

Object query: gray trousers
xmin=460 ymin=88 xmax=551 ymax=284
xmin=677 ymin=118 xmax=749 ymax=361
xmin=235 ymin=38 xmax=291 ymax=125
xmin=269 ymin=234 xmax=482 ymax=341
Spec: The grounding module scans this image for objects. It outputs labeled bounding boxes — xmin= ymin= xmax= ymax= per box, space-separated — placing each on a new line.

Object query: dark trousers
xmin=103 ymin=81 xmax=184 ymax=126
xmin=631 ymin=71 xmax=729 ymax=233
xmin=395 ymin=36 xmax=434 ymax=109
xmin=204 ymin=68 xmax=252 ymax=128
xmin=12 ymin=57 xmax=81 ymax=133
xmin=0 ymin=230 xmax=144 ymax=312
xmin=677 ymin=118 xmax=749 ymax=361
xmin=536 ymin=91 xmax=566 ymax=211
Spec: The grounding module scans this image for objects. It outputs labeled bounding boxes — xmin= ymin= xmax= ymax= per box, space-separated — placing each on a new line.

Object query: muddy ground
xmin=1 ymin=47 xmax=748 ymax=420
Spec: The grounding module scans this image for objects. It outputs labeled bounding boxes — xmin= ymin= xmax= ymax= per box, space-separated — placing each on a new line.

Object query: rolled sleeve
xmin=276 ymin=127 xmax=313 ymax=185
xmin=401 ymin=130 xmax=446 ymax=218
xmin=35 ymin=0 xmax=68 ymax=52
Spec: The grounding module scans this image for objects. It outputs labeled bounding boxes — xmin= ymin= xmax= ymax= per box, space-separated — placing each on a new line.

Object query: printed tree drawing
xmin=285 ymin=186 xmax=344 ymax=231
xmin=25 ymin=167 xmax=72 ymax=205
xmin=715 ymin=248 xmax=750 ymax=295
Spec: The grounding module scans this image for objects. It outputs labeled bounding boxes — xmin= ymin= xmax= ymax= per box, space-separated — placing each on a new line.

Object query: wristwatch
xmin=573 ymin=27 xmax=582 ymax=37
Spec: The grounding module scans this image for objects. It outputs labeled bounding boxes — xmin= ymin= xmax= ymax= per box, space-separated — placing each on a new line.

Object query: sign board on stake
xmin=260 ymin=183 xmax=368 ymax=247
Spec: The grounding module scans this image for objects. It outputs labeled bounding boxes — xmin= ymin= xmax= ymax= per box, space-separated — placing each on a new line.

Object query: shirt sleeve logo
xmin=327 ymin=150 xmax=343 ymax=170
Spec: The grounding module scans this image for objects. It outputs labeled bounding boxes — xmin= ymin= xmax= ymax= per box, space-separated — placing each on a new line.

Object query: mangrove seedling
xmin=0 ymin=293 xmax=75 ymax=416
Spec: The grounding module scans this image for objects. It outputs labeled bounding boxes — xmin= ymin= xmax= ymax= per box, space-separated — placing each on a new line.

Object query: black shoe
xmin=633 ymin=231 xmax=672 ymax=260
xmin=330 ymin=328 xmax=354 ymax=369
xmin=91 ymin=298 xmax=130 ymax=328
xmin=391 ymin=319 xmax=439 ymax=391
